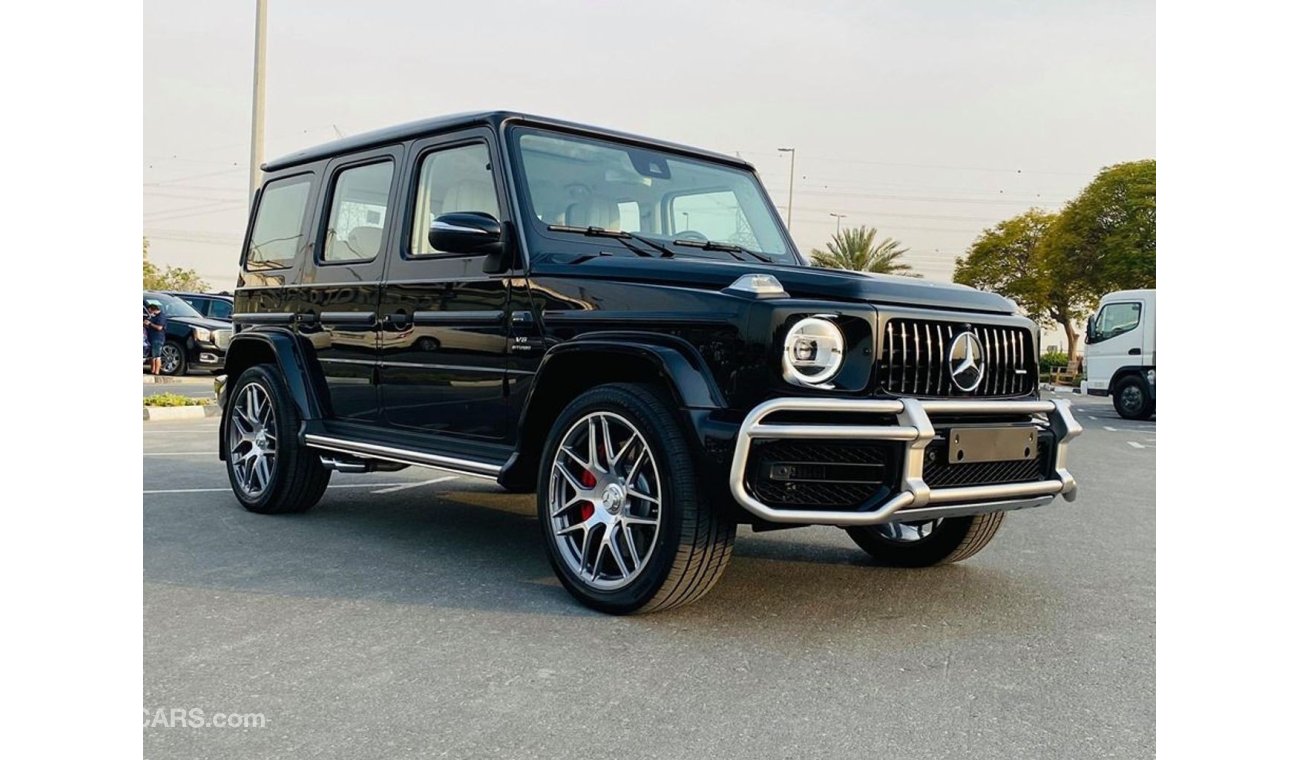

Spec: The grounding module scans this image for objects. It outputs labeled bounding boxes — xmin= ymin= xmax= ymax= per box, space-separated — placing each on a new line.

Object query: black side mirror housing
xmin=427 ymin=212 xmax=516 ymax=274
xmin=429 ymin=212 xmax=504 ymax=255
xmin=1084 ymin=314 xmax=1096 ymax=344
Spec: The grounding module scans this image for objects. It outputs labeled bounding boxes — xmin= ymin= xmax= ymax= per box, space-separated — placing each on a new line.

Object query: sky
xmin=144 ymin=0 xmax=1155 ymax=336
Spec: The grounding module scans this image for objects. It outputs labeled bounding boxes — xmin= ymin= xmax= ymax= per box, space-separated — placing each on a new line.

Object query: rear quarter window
xmin=246 ymin=175 xmax=313 ymax=270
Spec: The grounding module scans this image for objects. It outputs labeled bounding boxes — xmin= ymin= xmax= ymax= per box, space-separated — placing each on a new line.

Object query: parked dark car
xmin=217 ymin=111 xmax=1081 ymax=614
xmin=143 ymin=291 xmax=231 ymax=375
xmin=170 ymin=291 xmax=234 ymax=321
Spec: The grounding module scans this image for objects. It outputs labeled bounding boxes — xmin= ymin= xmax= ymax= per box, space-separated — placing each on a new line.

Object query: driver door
xmin=378 ymin=130 xmax=516 ymax=441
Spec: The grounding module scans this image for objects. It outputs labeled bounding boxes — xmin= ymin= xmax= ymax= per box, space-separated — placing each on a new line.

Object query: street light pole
xmin=830 ymin=212 xmax=846 ymax=235
xmin=777 ymin=147 xmax=795 ymax=232
xmin=248 ymin=0 xmax=268 ymax=205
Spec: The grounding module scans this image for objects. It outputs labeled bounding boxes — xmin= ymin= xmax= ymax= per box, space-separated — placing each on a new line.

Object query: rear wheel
xmin=159 ymin=341 xmax=186 ymax=376
xmin=538 ymin=383 xmax=735 ymax=614
xmin=844 ymin=512 xmax=1005 ymax=567
xmin=225 ymin=365 xmax=330 ymax=514
xmin=1113 ymin=376 xmax=1154 ymax=420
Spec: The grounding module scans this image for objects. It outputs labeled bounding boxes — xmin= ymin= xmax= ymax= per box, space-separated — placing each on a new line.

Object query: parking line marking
xmin=1127 ymin=441 xmax=1145 ymax=449
xmin=1104 ymin=426 xmax=1117 ymax=432
xmin=144 ymin=451 xmax=216 ymax=457
xmin=144 ymin=482 xmax=417 ymax=495
xmin=371 ymin=476 xmax=458 ymax=494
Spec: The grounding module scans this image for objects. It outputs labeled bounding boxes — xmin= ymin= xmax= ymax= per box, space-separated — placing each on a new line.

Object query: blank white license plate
xmin=948 ymin=427 xmax=1038 ymax=464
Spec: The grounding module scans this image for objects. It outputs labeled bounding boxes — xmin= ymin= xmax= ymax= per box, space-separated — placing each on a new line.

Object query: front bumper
xmin=729 ymin=397 xmax=1081 ymax=526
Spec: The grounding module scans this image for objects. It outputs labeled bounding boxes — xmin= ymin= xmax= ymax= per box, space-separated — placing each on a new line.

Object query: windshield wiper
xmin=670 ymin=238 xmax=773 ymax=264
xmin=546 ymin=224 xmax=678 ymax=258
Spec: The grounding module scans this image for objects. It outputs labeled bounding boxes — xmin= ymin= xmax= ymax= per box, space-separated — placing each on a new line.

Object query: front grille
xmin=214 ymin=328 xmax=233 ymax=350
xmin=746 ymin=440 xmax=893 ymax=509
xmin=922 ymin=438 xmax=1050 ymax=488
xmin=879 ymin=318 xmax=1034 ymax=397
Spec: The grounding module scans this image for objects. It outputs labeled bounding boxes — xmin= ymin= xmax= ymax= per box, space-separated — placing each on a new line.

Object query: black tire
xmin=159 ymin=341 xmax=186 ymax=376
xmin=537 ymin=383 xmax=735 ymax=614
xmin=844 ymin=512 xmax=1005 ymax=567
xmin=1113 ymin=376 xmax=1154 ymax=420
xmin=224 ymin=364 xmax=330 ymax=514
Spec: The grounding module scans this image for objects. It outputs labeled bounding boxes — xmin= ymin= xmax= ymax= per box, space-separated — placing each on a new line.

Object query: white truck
xmin=1084 ymin=289 xmax=1155 ymax=420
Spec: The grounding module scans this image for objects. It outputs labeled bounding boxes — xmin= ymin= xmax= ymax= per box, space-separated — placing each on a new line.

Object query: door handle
xmin=319 ymin=311 xmax=378 ymax=327
xmin=1128 ymin=347 xmax=1141 ymax=355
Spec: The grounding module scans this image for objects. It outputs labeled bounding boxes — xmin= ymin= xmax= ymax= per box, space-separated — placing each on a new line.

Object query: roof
xmin=263 ymin=110 xmax=754 ymax=172
xmin=1099 ymin=288 xmax=1155 ymax=301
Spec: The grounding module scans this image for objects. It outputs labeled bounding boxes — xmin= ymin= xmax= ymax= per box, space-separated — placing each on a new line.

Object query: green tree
xmin=954 ymin=208 xmax=1089 ymax=359
xmin=809 ymin=226 xmax=919 ymax=277
xmin=954 ymin=160 xmax=1156 ymax=361
xmin=1041 ymin=160 xmax=1156 ymax=297
xmin=143 ymin=236 xmax=210 ymax=292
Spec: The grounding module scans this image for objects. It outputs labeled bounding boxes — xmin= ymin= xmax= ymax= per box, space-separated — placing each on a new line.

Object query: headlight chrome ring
xmin=781 ymin=316 xmax=844 ymax=387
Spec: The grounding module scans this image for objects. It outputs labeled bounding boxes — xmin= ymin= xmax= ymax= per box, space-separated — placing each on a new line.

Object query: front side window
xmin=512 ymin=128 xmax=795 ymax=262
xmin=247 ymin=176 xmax=312 ymax=269
xmin=409 ymin=143 xmax=499 ymax=256
xmin=209 ymin=300 xmax=233 ymax=320
xmin=1095 ymin=302 xmax=1142 ymax=341
xmin=322 ymin=161 xmax=394 ymax=262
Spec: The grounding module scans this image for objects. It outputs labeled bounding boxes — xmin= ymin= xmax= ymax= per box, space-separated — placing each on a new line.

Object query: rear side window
xmin=247 ymin=176 xmax=312 ymax=269
xmin=323 ymin=161 xmax=394 ymax=262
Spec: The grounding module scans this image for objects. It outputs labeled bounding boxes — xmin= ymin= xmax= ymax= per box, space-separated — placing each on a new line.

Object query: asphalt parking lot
xmin=143 ymin=391 xmax=1154 ymax=759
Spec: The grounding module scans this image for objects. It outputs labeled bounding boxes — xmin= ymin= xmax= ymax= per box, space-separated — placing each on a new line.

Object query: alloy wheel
xmin=160 ymin=344 xmax=182 ymax=375
xmin=547 ymin=412 xmax=662 ymax=591
xmin=228 ymin=382 xmax=278 ymax=498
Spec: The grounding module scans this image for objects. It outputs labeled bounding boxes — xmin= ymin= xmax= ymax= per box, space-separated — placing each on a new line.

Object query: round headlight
xmin=782 ymin=317 xmax=844 ymax=387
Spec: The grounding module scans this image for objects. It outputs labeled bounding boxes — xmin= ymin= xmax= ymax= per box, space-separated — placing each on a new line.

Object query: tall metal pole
xmin=778 ymin=147 xmax=795 ymax=231
xmin=248 ymin=0 xmax=268 ymax=205
xmin=830 ymin=212 xmax=846 ymax=235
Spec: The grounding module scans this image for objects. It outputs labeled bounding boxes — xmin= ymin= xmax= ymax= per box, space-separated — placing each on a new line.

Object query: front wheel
xmin=844 ymin=512 xmax=1005 ymax=567
xmin=1113 ymin=376 xmax=1154 ymax=420
xmin=159 ymin=341 xmax=186 ymax=376
xmin=538 ymin=383 xmax=735 ymax=614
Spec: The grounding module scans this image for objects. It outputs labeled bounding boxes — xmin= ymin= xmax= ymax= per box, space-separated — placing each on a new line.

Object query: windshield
xmin=144 ymin=293 xmax=203 ymax=319
xmin=511 ymin=128 xmax=797 ymax=263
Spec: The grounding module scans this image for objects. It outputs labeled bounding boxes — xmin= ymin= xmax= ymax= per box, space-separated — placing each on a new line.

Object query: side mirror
xmin=1084 ymin=314 xmax=1096 ymax=344
xmin=429 ymin=212 xmax=504 ymax=256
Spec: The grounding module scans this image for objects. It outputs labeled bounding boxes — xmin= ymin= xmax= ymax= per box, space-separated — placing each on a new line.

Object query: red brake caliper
xmin=578 ymin=469 xmax=597 ymax=521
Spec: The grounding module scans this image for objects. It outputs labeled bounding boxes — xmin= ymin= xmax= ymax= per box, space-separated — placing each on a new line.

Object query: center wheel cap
xmin=601 ymin=483 xmax=626 ymax=515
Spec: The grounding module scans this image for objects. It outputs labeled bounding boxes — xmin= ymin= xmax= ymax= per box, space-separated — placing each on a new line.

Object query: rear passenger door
xmin=291 ymin=146 xmax=402 ymax=423
xmin=378 ymin=131 xmax=514 ymax=441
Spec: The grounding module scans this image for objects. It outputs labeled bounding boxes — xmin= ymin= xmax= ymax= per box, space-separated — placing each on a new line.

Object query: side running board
xmin=303 ymin=434 xmax=503 ymax=480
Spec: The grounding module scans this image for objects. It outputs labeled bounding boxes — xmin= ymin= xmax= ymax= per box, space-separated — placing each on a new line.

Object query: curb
xmin=1039 ymin=383 xmax=1082 ymax=395
xmin=143 ymin=376 xmax=183 ymax=385
xmin=143 ymin=404 xmax=221 ymax=421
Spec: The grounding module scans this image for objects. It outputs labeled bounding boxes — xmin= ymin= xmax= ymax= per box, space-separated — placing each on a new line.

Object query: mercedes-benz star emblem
xmin=948 ymin=331 xmax=985 ymax=392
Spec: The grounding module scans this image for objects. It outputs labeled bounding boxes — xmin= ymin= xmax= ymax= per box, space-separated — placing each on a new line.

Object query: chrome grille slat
xmin=879 ymin=318 xmax=1033 ymax=398
xmin=1017 ymin=331 xmax=1025 ymax=393
xmin=999 ymin=328 xmax=1008 ymax=395
xmin=926 ymin=323 xmax=936 ymax=395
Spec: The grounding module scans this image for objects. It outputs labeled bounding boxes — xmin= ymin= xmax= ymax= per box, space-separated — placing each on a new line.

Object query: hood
xmin=168 ymin=315 xmax=232 ymax=331
xmin=532 ymin=254 xmax=1017 ymax=314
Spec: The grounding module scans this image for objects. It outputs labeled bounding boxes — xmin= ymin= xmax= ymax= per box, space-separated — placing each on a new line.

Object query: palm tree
xmin=809 ymin=226 xmax=919 ymax=277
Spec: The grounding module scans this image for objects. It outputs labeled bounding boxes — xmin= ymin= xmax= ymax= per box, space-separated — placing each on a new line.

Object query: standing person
xmin=144 ymin=302 xmax=168 ymax=375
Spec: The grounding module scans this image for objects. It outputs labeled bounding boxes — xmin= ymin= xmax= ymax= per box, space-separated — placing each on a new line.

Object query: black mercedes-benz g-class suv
xmin=218 ymin=111 xmax=1081 ymax=614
